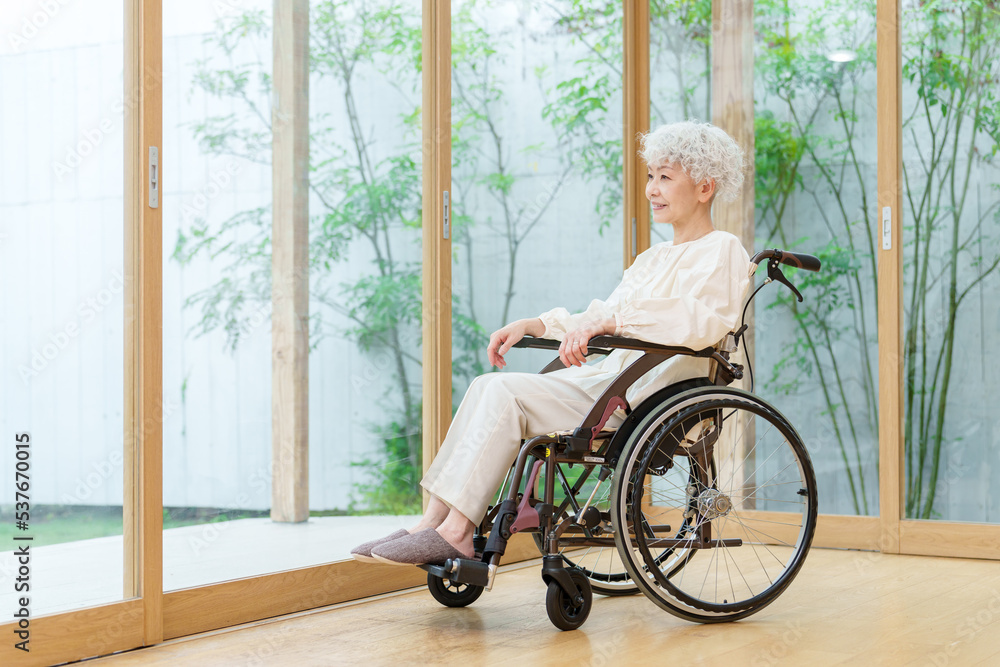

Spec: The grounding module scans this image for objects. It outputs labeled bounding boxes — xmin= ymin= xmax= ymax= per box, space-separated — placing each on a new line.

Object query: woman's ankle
xmin=409 ymin=517 xmax=445 ymax=533
xmin=410 ymin=496 xmax=452 ymax=533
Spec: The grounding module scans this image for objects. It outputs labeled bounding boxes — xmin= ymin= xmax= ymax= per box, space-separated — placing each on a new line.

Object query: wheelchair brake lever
xmin=767 ymin=260 xmax=804 ymax=302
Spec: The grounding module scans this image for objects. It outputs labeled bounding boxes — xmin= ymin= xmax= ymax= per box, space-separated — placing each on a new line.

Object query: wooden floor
xmin=89 ymin=548 xmax=1000 ymax=666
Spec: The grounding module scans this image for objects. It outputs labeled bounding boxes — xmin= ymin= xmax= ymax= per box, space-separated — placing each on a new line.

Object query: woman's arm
xmin=487 ymin=317 xmax=546 ymax=369
xmin=535 ymin=249 xmax=654 ymax=342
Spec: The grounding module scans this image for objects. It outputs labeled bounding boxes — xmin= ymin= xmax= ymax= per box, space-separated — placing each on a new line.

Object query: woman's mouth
xmin=651 ymin=204 xmax=665 ymax=210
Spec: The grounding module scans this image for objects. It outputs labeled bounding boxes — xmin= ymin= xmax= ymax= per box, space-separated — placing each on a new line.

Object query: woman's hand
xmin=559 ymin=318 xmax=615 ymax=368
xmin=487 ymin=318 xmax=545 ymax=369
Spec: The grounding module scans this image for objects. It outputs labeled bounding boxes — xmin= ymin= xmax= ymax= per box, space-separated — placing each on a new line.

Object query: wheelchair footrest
xmin=420 ymin=558 xmax=491 ymax=588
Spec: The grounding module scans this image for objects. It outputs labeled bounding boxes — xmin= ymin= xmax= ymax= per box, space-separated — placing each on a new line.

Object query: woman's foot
xmin=370 ymin=528 xmax=475 ymax=566
xmin=435 ymin=525 xmax=476 ymax=561
xmin=350 ymin=529 xmax=410 ymax=563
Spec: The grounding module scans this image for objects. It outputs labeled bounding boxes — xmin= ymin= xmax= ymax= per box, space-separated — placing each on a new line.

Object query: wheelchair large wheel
xmin=611 ymin=387 xmax=818 ymax=623
xmin=532 ymin=462 xmax=639 ymax=596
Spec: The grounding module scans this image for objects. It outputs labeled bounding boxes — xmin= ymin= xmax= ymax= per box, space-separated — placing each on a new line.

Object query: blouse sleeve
xmin=614 ymin=236 xmax=751 ymax=349
xmin=537 ymin=300 xmax=614 ymax=341
xmin=536 ymin=249 xmax=653 ymax=341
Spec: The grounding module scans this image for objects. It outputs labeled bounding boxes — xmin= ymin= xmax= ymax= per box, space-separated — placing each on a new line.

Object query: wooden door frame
xmin=0 ymin=0 xmax=162 ymax=663
xmin=877 ymin=0 xmax=904 ymax=556
xmin=422 ymin=0 xmax=453 ymax=478
xmin=877 ymin=0 xmax=1000 ymax=560
xmin=624 ymin=0 xmax=650 ymax=267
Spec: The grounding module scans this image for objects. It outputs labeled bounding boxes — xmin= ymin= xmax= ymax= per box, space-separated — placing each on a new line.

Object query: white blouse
xmin=537 ymin=229 xmax=752 ymax=407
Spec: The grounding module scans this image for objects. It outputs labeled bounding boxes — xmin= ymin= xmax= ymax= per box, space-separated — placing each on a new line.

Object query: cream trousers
xmin=420 ymin=372 xmax=623 ymax=524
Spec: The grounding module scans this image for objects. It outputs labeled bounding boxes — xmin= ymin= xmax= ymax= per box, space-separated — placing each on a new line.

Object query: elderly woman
xmin=351 ymin=120 xmax=751 ymax=566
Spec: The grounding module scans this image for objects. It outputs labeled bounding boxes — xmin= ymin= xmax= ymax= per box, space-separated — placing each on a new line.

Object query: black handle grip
xmin=779 ymin=251 xmax=821 ymax=272
xmin=512 ymin=336 xmax=711 ymax=357
xmin=512 ymin=338 xmax=561 ymax=351
xmin=512 ymin=337 xmax=614 ymax=357
xmin=751 ymin=248 xmax=822 ymax=272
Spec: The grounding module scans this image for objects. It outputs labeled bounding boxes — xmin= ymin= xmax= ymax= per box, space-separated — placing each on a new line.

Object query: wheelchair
xmin=420 ymin=248 xmax=822 ymax=630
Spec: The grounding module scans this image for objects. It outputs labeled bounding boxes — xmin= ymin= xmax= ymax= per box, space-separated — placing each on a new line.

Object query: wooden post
xmin=623 ymin=1 xmax=650 ymax=268
xmin=271 ymin=0 xmax=310 ymax=523
xmin=422 ymin=0 xmax=452 ymax=488
xmin=124 ymin=0 xmax=164 ymax=643
xmin=877 ymin=0 xmax=903 ymax=554
xmin=712 ymin=0 xmax=755 ymax=504
xmin=711 ymin=0 xmax=755 ymax=250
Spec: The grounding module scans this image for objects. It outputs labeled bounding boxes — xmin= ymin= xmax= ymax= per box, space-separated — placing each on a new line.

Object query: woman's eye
xmin=646 ymin=173 xmax=653 ymax=180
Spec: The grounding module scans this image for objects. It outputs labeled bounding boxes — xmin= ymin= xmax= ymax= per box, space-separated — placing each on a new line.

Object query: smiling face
xmin=645 ymin=162 xmax=716 ymax=226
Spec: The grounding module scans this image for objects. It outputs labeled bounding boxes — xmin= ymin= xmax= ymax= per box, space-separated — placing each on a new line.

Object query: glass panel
xmin=0 ymin=1 xmax=125 ymax=614
xmin=752 ymin=1 xmax=879 ymax=516
xmin=649 ymin=0 xmax=880 ymax=516
xmin=306 ymin=2 xmax=423 ymax=527
xmin=902 ymin=2 xmax=1000 ymax=521
xmin=450 ymin=0 xmax=625 ymax=391
xmin=648 ymin=0 xmax=711 ymax=245
xmin=162 ymin=0 xmax=422 ymax=589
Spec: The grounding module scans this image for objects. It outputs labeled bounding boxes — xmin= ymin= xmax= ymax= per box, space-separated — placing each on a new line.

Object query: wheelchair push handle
xmin=749 ymin=248 xmax=822 ymax=303
xmin=751 ymin=248 xmax=822 ymax=272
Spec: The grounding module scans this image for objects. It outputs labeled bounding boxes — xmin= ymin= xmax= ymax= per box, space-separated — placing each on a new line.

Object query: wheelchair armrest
xmin=512 ymin=337 xmax=738 ymax=457
xmin=513 ymin=335 xmax=715 ymax=358
xmin=586 ymin=335 xmax=716 ymax=358
xmin=512 ymin=337 xmax=612 ymax=357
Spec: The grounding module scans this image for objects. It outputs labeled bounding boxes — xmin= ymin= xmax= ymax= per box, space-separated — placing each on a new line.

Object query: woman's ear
xmin=698 ymin=177 xmax=716 ymax=203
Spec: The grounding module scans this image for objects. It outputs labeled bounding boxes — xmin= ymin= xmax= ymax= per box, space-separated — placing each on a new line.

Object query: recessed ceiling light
xmin=827 ymin=50 xmax=857 ymax=63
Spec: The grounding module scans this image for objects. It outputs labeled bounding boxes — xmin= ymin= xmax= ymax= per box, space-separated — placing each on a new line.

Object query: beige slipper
xmin=370 ymin=528 xmax=471 ymax=566
xmin=350 ymin=529 xmax=410 ymax=563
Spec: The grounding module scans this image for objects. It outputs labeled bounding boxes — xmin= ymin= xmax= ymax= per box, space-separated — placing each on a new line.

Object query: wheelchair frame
xmin=419 ymin=248 xmax=822 ymax=630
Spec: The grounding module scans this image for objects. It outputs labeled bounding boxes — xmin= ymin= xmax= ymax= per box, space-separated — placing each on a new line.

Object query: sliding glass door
xmin=0 ymin=0 xmax=127 ymax=617
xmin=900 ymin=1 xmax=1000 ymax=524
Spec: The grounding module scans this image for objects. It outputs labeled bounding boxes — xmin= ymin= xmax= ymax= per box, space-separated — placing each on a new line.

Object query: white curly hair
xmin=639 ymin=120 xmax=745 ymax=202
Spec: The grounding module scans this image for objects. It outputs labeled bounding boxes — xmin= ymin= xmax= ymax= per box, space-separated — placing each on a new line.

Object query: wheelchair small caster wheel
xmin=545 ymin=569 xmax=592 ymax=631
xmin=427 ymin=572 xmax=484 ymax=608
